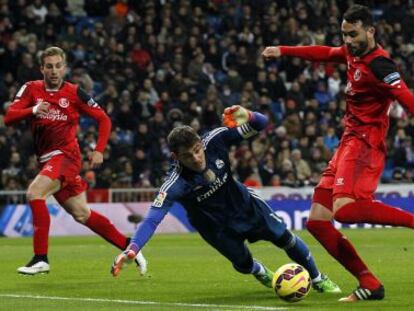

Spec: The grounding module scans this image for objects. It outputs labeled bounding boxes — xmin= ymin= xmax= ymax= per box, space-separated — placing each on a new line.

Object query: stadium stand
xmin=1 ymin=0 xmax=414 ymax=195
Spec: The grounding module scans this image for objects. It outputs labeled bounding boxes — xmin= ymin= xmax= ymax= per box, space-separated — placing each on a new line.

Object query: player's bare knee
xmin=71 ymin=210 xmax=89 ymax=224
xmin=308 ymin=203 xmax=332 ymax=221
xmin=26 ymin=189 xmax=43 ymax=201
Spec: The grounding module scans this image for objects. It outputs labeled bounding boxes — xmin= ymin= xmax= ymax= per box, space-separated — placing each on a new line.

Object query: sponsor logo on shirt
xmin=353 ymin=69 xmax=361 ymax=81
xmin=37 ymin=108 xmax=68 ymax=121
xmin=196 ymin=173 xmax=228 ymax=202
xmin=153 ymin=191 xmax=167 ymax=207
xmin=58 ymin=98 xmax=69 ymax=108
xmin=345 ymin=81 xmax=355 ymax=96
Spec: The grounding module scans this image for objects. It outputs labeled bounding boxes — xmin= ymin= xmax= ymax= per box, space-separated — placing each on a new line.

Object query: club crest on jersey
xmin=353 ymin=69 xmax=361 ymax=81
xmin=153 ymin=191 xmax=167 ymax=207
xmin=58 ymin=98 xmax=69 ymax=108
xmin=215 ymin=159 xmax=224 ymax=169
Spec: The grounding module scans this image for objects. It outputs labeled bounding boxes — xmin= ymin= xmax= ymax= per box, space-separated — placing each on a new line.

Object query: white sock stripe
xmin=355 ymin=290 xmax=364 ymax=300
xmin=355 ymin=288 xmax=371 ymax=300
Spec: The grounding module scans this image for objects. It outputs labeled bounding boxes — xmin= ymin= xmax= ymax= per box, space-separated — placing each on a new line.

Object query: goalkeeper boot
xmin=313 ymin=274 xmax=342 ymax=293
xmin=339 ymin=285 xmax=384 ymax=302
xmin=111 ymin=249 xmax=136 ymax=277
xmin=254 ymin=265 xmax=274 ymax=288
xmin=17 ymin=256 xmax=50 ymax=275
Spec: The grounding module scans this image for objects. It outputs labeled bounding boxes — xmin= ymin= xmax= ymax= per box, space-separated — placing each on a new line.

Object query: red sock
xmin=335 ymin=200 xmax=414 ymax=228
xmin=29 ymin=199 xmax=50 ymax=255
xmin=85 ymin=210 xmax=127 ymax=250
xmin=306 ymin=220 xmax=381 ymax=290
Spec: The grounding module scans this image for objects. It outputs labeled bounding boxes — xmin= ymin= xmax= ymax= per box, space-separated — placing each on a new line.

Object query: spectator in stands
xmin=291 ymin=149 xmax=311 ymax=183
xmin=323 ymin=126 xmax=340 ymax=152
xmin=1 ymin=1 xmax=414 ymax=191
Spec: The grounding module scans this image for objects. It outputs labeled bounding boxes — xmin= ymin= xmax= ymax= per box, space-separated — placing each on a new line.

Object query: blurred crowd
xmin=1 ymin=0 xmax=414 ymax=192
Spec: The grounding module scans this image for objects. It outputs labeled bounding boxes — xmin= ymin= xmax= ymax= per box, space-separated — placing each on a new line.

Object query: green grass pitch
xmin=0 ymin=228 xmax=413 ymax=310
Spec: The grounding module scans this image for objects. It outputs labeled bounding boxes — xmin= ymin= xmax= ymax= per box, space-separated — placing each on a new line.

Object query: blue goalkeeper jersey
xmin=131 ymin=113 xmax=272 ymax=249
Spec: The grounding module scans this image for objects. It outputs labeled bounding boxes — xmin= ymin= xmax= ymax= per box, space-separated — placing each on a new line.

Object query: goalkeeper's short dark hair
xmin=167 ymin=126 xmax=201 ymax=153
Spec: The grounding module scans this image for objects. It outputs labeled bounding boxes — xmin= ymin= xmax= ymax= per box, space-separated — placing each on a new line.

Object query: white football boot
xmin=17 ymin=261 xmax=50 ymax=275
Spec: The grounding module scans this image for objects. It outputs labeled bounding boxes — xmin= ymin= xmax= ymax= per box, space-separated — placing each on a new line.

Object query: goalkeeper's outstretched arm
xmin=111 ymin=204 xmax=170 ymax=277
xmin=222 ymin=105 xmax=268 ymax=142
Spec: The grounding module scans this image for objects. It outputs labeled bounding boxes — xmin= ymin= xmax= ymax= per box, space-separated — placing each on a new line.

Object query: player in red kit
xmin=263 ymin=5 xmax=414 ymax=302
xmin=4 ymin=46 xmax=147 ymax=276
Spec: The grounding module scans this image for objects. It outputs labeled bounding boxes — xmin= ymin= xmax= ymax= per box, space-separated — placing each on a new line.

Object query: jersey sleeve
xmin=4 ymin=83 xmax=35 ymax=125
xmin=280 ymin=45 xmax=347 ymax=63
xmin=130 ymin=173 xmax=184 ymax=250
xmin=76 ymin=87 xmax=111 ymax=152
xmin=369 ymin=56 xmax=414 ymax=116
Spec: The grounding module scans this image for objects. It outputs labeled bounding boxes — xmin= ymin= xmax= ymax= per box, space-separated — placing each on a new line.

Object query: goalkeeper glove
xmin=111 ymin=249 xmax=136 ymax=277
xmin=222 ymin=105 xmax=253 ymax=128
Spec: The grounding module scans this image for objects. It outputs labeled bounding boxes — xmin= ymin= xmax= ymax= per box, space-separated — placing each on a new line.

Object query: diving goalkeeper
xmin=111 ymin=105 xmax=340 ymax=293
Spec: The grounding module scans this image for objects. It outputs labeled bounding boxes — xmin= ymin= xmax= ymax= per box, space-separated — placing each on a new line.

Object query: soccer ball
xmin=272 ymin=263 xmax=311 ymax=302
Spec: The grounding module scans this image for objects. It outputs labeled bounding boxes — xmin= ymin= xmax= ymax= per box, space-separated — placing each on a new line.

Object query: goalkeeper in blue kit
xmin=111 ymin=105 xmax=340 ymax=293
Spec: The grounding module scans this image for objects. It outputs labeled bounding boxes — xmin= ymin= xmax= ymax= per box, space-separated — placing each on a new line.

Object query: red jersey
xmin=4 ymin=80 xmax=111 ymax=162
xmin=280 ymin=44 xmax=414 ymax=150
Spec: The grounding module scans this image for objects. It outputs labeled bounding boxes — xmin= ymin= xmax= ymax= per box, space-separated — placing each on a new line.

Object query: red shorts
xmin=39 ymin=154 xmax=87 ymax=204
xmin=315 ymin=136 xmax=385 ymax=205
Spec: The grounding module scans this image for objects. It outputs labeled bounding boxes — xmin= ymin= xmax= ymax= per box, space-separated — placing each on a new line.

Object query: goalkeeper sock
xmin=335 ymin=200 xmax=414 ymax=228
xmin=251 ymin=260 xmax=265 ymax=275
xmin=312 ymin=273 xmax=322 ymax=283
xmin=283 ymin=234 xmax=319 ymax=280
xmin=29 ymin=199 xmax=50 ymax=255
xmin=85 ymin=210 xmax=127 ymax=250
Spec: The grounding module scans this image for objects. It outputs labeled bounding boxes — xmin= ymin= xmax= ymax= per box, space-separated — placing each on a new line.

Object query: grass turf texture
xmin=0 ymin=228 xmax=413 ymax=310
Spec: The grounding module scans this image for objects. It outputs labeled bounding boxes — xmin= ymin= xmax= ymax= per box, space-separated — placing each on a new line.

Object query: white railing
xmin=0 ymin=190 xmax=26 ymax=204
xmin=0 ymin=189 xmax=159 ymax=204
xmin=108 ymin=188 xmax=158 ymax=202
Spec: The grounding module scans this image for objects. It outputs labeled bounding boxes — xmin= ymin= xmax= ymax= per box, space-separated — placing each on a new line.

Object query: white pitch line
xmin=0 ymin=294 xmax=290 ymax=310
